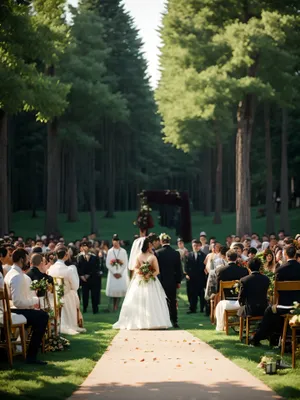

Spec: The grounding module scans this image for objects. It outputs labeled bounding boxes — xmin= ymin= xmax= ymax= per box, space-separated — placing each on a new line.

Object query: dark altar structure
xmin=138 ymin=190 xmax=192 ymax=243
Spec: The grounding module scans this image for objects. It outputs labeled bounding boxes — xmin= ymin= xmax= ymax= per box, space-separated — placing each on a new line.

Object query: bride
xmin=113 ymin=237 xmax=172 ymax=330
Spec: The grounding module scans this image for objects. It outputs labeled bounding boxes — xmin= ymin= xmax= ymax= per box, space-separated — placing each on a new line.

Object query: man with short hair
xmin=156 ymin=234 xmax=182 ymax=327
xmin=185 ymin=239 xmax=207 ymax=314
xmin=5 ymin=248 xmax=49 ymax=365
xmin=27 ymin=254 xmax=53 ymax=296
xmin=216 ymin=250 xmax=249 ymax=294
xmin=77 ymin=241 xmax=101 ymax=313
xmin=148 ymin=233 xmax=161 ymax=252
xmin=238 ymin=257 xmax=270 ymax=317
xmin=247 ymin=247 xmax=258 ymax=259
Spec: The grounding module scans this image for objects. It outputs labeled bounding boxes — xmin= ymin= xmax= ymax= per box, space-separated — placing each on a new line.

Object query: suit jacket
xmin=77 ymin=252 xmax=100 ymax=279
xmin=185 ymin=251 xmax=206 ymax=288
xmin=27 ymin=267 xmax=54 ymax=297
xmin=156 ymin=245 xmax=182 ymax=291
xmin=275 ymin=259 xmax=300 ymax=306
xmin=238 ymin=272 xmax=270 ymax=316
xmin=216 ymin=262 xmax=249 ymax=295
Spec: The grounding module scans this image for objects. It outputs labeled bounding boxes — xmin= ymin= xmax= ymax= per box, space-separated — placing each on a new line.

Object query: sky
xmin=69 ymin=0 xmax=166 ymax=88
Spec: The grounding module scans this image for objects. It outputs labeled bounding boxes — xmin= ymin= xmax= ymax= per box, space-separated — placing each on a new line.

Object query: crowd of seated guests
xmin=0 ymin=231 xmax=116 ymax=366
xmin=182 ymin=230 xmax=300 ymax=348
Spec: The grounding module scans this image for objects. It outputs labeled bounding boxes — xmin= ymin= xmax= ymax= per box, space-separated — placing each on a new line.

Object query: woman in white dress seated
xmin=113 ymin=238 xmax=172 ymax=330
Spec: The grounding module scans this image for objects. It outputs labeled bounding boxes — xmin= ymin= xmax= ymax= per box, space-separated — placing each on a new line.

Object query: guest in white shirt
xmin=48 ymin=245 xmax=84 ymax=335
xmin=4 ymin=248 xmax=49 ymax=365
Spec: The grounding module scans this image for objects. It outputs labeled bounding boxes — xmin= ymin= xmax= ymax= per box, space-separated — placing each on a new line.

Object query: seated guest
xmin=0 ymin=246 xmax=13 ymax=276
xmin=247 ymin=247 xmax=257 ymax=260
xmin=263 ymin=249 xmax=276 ymax=273
xmin=215 ymin=250 xmax=249 ymax=331
xmin=4 ymin=248 xmax=49 ymax=365
xmin=250 ymin=245 xmax=300 ymax=346
xmin=216 ymin=250 xmax=249 ymax=294
xmin=27 ymin=253 xmax=54 ymax=297
xmin=48 ymin=245 xmax=85 ymax=335
xmin=238 ymin=257 xmax=270 ymax=317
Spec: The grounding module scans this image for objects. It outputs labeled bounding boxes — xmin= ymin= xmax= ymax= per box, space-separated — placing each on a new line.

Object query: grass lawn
xmin=178 ymin=289 xmax=300 ymax=400
xmin=1 ymin=286 xmax=300 ymax=400
xmin=0 ymin=289 xmax=118 ymax=400
xmin=11 ymin=207 xmax=300 ymax=243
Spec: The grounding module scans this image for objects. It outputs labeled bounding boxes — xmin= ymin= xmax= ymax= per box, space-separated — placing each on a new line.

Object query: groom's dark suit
xmin=156 ymin=244 xmax=182 ymax=325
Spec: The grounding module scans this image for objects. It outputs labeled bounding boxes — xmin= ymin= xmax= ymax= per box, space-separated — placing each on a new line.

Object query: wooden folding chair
xmin=274 ymin=280 xmax=300 ymax=363
xmin=0 ymin=285 xmax=27 ymax=367
xmin=239 ymin=315 xmax=263 ymax=345
xmin=219 ymin=280 xmax=240 ymax=335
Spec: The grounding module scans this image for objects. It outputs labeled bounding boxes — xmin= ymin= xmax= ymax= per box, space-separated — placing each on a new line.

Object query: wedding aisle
xmin=68 ymin=330 xmax=280 ymax=400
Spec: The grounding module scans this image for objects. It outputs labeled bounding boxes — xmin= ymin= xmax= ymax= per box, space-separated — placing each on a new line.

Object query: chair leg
xmin=246 ymin=318 xmax=250 ymax=345
xmin=4 ymin=324 xmax=13 ymax=367
xmin=281 ymin=316 xmax=289 ymax=357
xmin=20 ymin=325 xmax=27 ymax=360
xmin=225 ymin=312 xmax=229 ymax=335
xmin=292 ymin=328 xmax=296 ymax=369
xmin=239 ymin=317 xmax=244 ymax=342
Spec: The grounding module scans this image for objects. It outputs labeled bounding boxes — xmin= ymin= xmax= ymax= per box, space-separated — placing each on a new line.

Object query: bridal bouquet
xmin=110 ymin=259 xmax=124 ymax=269
xmin=137 ymin=261 xmax=156 ymax=284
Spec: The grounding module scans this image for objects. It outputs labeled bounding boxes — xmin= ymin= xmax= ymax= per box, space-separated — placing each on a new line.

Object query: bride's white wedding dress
xmin=113 ymin=253 xmax=172 ymax=330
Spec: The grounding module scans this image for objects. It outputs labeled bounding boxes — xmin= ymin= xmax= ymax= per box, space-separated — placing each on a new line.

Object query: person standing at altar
xmin=156 ymin=233 xmax=182 ymax=328
xmin=48 ymin=245 xmax=85 ymax=335
xmin=77 ymin=241 xmax=101 ymax=314
xmin=106 ymin=234 xmax=129 ymax=311
xmin=185 ymin=239 xmax=207 ymax=314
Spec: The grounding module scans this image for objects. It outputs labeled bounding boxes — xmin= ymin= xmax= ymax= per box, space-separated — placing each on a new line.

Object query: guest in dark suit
xmin=238 ymin=257 xmax=269 ymax=317
xmin=216 ymin=250 xmax=249 ymax=297
xmin=27 ymin=253 xmax=54 ymax=297
xmin=77 ymin=241 xmax=101 ymax=314
xmin=156 ymin=234 xmax=182 ymax=328
xmin=251 ymin=245 xmax=300 ymax=346
xmin=185 ymin=239 xmax=207 ymax=314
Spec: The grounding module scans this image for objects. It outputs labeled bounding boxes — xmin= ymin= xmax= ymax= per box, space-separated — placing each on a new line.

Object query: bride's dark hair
xmin=141 ymin=238 xmax=151 ymax=253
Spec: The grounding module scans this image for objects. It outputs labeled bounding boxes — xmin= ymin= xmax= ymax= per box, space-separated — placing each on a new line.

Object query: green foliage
xmin=157 ymin=1 xmax=300 ymax=152
xmin=0 ymin=0 xmax=69 ymax=120
xmin=59 ymin=6 xmax=128 ymax=146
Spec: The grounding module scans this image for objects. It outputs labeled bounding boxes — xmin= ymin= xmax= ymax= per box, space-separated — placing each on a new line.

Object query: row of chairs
xmin=211 ymin=280 xmax=300 ymax=368
xmin=0 ymin=278 xmax=63 ymax=367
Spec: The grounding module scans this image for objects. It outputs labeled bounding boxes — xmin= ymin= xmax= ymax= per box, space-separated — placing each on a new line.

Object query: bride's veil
xmin=128 ymin=237 xmax=146 ymax=271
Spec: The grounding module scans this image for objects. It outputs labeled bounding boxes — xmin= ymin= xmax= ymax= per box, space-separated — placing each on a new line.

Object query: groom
xmin=156 ymin=233 xmax=182 ymax=328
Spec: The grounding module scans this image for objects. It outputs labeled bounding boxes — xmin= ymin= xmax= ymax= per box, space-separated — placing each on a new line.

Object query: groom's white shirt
xmin=128 ymin=237 xmax=145 ymax=271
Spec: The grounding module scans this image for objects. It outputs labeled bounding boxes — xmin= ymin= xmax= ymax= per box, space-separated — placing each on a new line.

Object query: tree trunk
xmin=45 ymin=117 xmax=60 ymax=235
xmin=0 ymin=110 xmax=9 ymax=236
xmin=213 ymin=134 xmax=223 ymax=224
xmin=280 ymin=108 xmax=290 ymax=233
xmin=89 ymin=150 xmax=98 ymax=234
xmin=105 ymin=125 xmax=115 ymax=218
xmin=67 ymin=146 xmax=78 ymax=222
xmin=236 ymin=96 xmax=255 ymax=236
xmin=264 ymin=103 xmax=275 ymax=234
xmin=203 ymin=148 xmax=212 ymax=216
